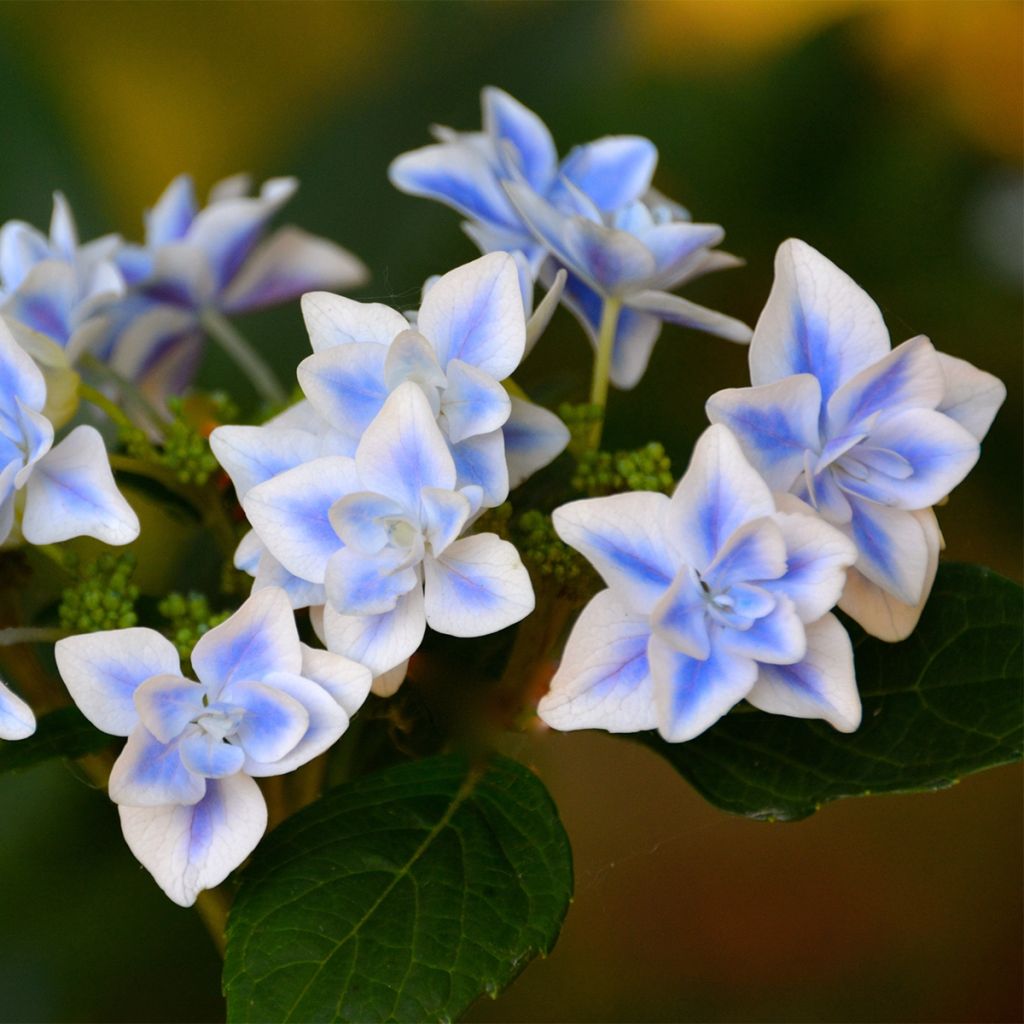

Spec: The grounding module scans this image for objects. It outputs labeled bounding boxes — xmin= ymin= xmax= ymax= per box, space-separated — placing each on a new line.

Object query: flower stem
xmin=201 ymin=310 xmax=285 ymax=405
xmin=195 ymin=888 xmax=229 ymax=957
xmin=79 ymin=382 xmax=134 ymax=431
xmin=587 ymin=297 xmax=621 ymax=451
xmin=0 ymin=626 xmax=68 ymax=646
xmin=80 ymin=355 xmax=168 ymax=437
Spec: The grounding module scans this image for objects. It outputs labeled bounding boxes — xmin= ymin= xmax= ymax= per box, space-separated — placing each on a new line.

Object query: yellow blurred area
xmin=628 ymin=0 xmax=1023 ymax=160
xmin=2 ymin=2 xmax=405 ymax=224
xmin=2 ymin=0 xmax=1018 ymax=231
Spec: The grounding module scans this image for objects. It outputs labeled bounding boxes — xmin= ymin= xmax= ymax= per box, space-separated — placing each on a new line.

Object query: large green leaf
xmin=0 ymin=707 xmax=111 ymax=774
xmin=641 ymin=564 xmax=1023 ymax=821
xmin=223 ymin=754 xmax=572 ymax=1023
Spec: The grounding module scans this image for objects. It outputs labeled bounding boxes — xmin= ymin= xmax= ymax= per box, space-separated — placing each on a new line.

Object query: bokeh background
xmin=0 ymin=2 xmax=1020 ymax=1021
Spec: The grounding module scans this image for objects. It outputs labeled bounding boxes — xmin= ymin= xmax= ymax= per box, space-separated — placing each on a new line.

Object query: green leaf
xmin=224 ymin=754 xmax=573 ymax=1023
xmin=640 ymin=563 xmax=1023 ymax=821
xmin=0 ymin=707 xmax=111 ymax=774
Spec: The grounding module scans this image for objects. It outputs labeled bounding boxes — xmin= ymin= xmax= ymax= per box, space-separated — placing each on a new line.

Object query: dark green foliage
xmin=0 ymin=707 xmax=110 ymax=774
xmin=224 ymin=754 xmax=573 ymax=1023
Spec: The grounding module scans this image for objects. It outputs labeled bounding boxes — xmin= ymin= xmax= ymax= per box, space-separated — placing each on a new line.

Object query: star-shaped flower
xmin=240 ymin=383 xmax=535 ymax=678
xmin=56 ymin=586 xmax=371 ymax=905
xmin=706 ymin=239 xmax=1005 ymax=640
xmin=389 ymin=86 xmax=658 ymax=276
xmin=295 ymin=252 xmax=568 ymax=507
xmin=539 ymin=425 xmax=860 ymax=741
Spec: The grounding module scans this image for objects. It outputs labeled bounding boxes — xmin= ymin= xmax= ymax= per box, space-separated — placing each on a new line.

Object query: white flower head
xmin=706 ymin=239 xmax=1006 ymax=640
xmin=297 ymin=252 xmax=569 ymax=507
xmin=240 ymin=383 xmax=535 ymax=678
xmin=55 ymin=587 xmax=371 ymax=906
xmin=540 ymin=424 xmax=861 ymax=742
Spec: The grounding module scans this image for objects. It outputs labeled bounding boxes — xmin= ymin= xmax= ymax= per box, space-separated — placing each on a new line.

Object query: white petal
xmin=299 ymin=643 xmax=372 ymax=717
xmin=243 ymin=672 xmax=349 ymax=777
xmin=297 ymin=343 xmax=389 ymax=438
xmin=354 ymin=382 xmax=456 ymax=510
xmin=666 ymin=424 xmax=775 ymax=572
xmin=210 ymin=425 xmax=324 ymax=500
xmin=751 ymin=239 xmax=891 ymax=399
xmin=371 ymin=660 xmax=408 ymax=698
xmin=300 ymin=291 xmax=408 ymax=353
xmin=745 ymin=612 xmax=860 ymax=731
xmin=242 ymin=456 xmax=357 ymax=583
xmin=55 ymin=628 xmax=180 ymax=737
xmin=705 ymin=375 xmax=822 ymax=492
xmin=539 ymin=590 xmax=657 ymax=733
xmin=936 ymin=351 xmax=1006 ymax=441
xmin=119 ymin=773 xmax=267 ymax=907
xmin=222 ymin=226 xmax=368 ymax=313
xmin=191 ymin=587 xmax=302 ymax=694
xmin=838 ymin=508 xmax=942 ymax=641
xmin=423 ymin=534 xmax=534 ymax=637
xmin=322 ymin=588 xmax=426 ymax=678
xmin=845 ymin=497 xmax=930 ymax=606
xmin=22 ymin=426 xmax=139 ymax=545
xmin=503 ymin=396 xmax=570 ymax=489
xmin=440 ymin=359 xmax=511 ymax=443
xmin=764 ymin=511 xmax=857 ymax=622
xmin=553 ymin=492 xmax=674 ymax=615
xmin=0 ymin=678 xmax=35 ymax=740
xmin=417 ymin=252 xmax=526 ymax=379
xmin=108 ymin=726 xmax=206 ymax=806
xmin=649 ymin=634 xmax=757 ymax=742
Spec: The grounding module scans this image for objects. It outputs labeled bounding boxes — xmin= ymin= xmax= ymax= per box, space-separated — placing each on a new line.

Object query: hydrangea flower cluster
xmin=55 ymin=588 xmax=371 ymax=905
xmin=212 ymin=252 xmax=553 ymax=684
xmin=0 ymin=87 xmax=1005 ymax=920
xmin=0 ymin=173 xmax=366 ymax=401
xmin=390 ymin=86 xmax=752 ymax=391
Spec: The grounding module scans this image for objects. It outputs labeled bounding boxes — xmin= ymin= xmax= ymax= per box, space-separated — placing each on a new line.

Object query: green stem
xmin=80 ymin=355 xmax=167 ymax=435
xmin=0 ymin=626 xmax=68 ymax=646
xmin=587 ymin=297 xmax=621 ymax=451
xmin=201 ymin=309 xmax=285 ymax=405
xmin=79 ymin=382 xmax=134 ymax=431
xmin=195 ymin=888 xmax=230 ymax=957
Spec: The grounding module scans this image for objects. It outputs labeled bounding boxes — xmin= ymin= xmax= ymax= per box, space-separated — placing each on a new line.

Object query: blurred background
xmin=0 ymin=2 xmax=1020 ymax=1021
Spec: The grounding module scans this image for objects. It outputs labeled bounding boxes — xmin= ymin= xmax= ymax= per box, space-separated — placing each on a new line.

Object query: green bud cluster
xmin=572 ymin=441 xmax=674 ymax=497
xmin=158 ymin=591 xmax=232 ymax=660
xmin=513 ymin=509 xmax=597 ymax=599
xmin=159 ymin=398 xmax=219 ymax=485
xmin=117 ymin=392 xmax=239 ymax=486
xmin=59 ymin=551 xmax=139 ymax=632
xmin=558 ymin=401 xmax=603 ymax=451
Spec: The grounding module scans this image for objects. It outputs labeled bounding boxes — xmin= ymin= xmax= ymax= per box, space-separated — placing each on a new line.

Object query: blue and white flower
xmin=0 ymin=677 xmax=35 ymax=741
xmin=706 ymin=239 xmax=1005 ymax=640
xmin=0 ymin=192 xmax=126 ymax=365
xmin=504 ymin=181 xmax=752 ymax=389
xmin=105 ymin=173 xmax=368 ymax=399
xmin=55 ymin=586 xmax=371 ymax=906
xmin=240 ymin=382 xmax=535 ymax=677
xmin=539 ymin=424 xmax=860 ymax=741
xmin=297 ymin=252 xmax=569 ymax=506
xmin=389 ymin=86 xmax=658 ymax=276
xmin=0 ymin=319 xmax=138 ymax=547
